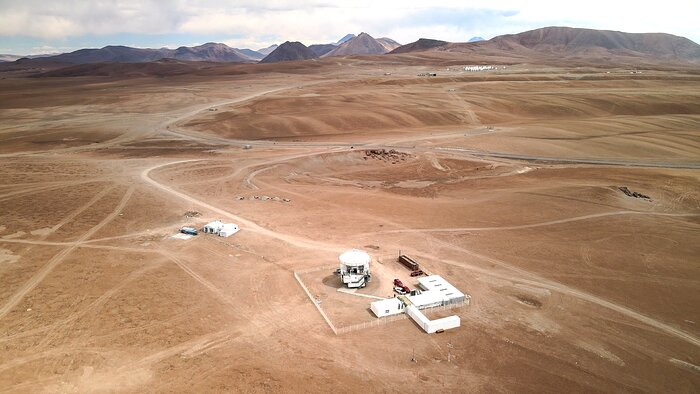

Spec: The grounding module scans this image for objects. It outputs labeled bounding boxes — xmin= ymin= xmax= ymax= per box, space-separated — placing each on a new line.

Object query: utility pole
xmin=411 ymin=347 xmax=416 ymax=363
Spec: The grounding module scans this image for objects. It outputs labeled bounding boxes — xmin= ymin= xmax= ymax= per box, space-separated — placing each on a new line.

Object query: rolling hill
xmin=390 ymin=38 xmax=449 ymax=54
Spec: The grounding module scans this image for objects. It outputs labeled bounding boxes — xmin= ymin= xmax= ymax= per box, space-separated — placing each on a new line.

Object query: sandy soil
xmin=0 ymin=57 xmax=699 ymax=393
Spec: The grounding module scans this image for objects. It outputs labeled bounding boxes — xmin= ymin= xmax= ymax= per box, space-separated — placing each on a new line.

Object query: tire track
xmin=374 ymin=211 xmax=700 ymax=234
xmin=142 ymin=161 xmax=341 ymax=253
xmin=0 ymin=186 xmax=135 ymax=320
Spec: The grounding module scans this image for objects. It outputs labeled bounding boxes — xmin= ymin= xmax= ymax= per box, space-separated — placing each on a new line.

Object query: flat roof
xmin=406 ymin=291 xmax=445 ymax=308
xmin=417 ymin=275 xmax=464 ymax=301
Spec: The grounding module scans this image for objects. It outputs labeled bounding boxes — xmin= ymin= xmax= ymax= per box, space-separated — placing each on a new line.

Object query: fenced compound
xmin=294 ymin=264 xmax=471 ymax=336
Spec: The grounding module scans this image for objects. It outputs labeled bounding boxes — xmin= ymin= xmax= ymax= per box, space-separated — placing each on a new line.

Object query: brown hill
xmin=323 ymin=33 xmax=389 ymax=57
xmin=487 ymin=26 xmax=700 ymax=60
xmin=172 ymin=43 xmax=258 ymax=62
xmin=390 ymin=38 xmax=449 ymax=54
xmin=259 ymin=41 xmax=318 ymax=63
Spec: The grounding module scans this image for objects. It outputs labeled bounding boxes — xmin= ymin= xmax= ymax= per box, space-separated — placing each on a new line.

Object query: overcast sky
xmin=1 ymin=0 xmax=698 ymax=55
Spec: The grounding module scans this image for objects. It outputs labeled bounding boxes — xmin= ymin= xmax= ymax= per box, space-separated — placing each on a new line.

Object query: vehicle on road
xmin=410 ymin=270 xmax=425 ymax=277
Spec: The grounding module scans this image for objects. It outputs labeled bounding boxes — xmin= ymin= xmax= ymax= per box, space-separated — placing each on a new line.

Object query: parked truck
xmin=398 ymin=254 xmax=419 ymax=271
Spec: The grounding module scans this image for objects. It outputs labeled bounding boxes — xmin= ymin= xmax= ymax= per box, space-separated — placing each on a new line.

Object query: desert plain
xmin=0 ymin=54 xmax=699 ymax=393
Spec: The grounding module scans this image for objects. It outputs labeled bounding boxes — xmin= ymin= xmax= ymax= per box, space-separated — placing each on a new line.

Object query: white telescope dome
xmin=339 ymin=249 xmax=371 ymax=267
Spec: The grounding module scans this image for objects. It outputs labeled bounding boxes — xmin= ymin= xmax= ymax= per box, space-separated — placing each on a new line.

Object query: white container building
xmin=203 ymin=220 xmax=224 ymax=234
xmin=339 ymin=249 xmax=371 ymax=288
xmin=406 ymin=305 xmax=461 ymax=333
xmin=218 ymin=223 xmax=239 ymax=237
xmin=370 ymin=297 xmax=405 ymax=317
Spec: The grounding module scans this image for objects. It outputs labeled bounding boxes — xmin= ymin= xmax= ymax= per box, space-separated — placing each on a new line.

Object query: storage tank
xmin=339 ymin=249 xmax=371 ymax=288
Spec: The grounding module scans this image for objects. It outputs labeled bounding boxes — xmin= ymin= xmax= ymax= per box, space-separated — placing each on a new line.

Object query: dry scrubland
xmin=0 ymin=57 xmax=699 ymax=393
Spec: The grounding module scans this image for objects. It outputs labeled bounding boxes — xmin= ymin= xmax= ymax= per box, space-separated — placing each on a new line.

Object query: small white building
xmin=370 ymin=297 xmax=404 ymax=318
xmin=339 ymin=249 xmax=371 ymax=288
xmin=218 ymin=223 xmax=239 ymax=237
xmin=203 ymin=220 xmax=224 ymax=234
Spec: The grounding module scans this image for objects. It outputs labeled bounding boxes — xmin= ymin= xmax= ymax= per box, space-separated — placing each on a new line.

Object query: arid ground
xmin=1 ymin=57 xmax=699 ymax=392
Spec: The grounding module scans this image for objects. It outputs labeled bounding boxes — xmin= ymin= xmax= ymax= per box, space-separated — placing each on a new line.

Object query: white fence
xmin=335 ymin=299 xmax=468 ymax=335
xmin=293 ymin=267 xmax=338 ymax=334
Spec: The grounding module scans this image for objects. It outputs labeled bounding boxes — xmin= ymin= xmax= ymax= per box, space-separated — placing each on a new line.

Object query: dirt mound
xmin=363 ymin=149 xmax=410 ymax=163
xmin=618 ymin=186 xmax=651 ymax=201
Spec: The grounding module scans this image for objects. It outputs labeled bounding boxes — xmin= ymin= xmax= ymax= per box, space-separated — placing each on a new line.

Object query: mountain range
xmin=391 ymin=27 xmax=700 ymax=62
xmin=260 ymin=32 xmax=402 ymax=63
xmin=4 ymin=27 xmax=699 ymax=69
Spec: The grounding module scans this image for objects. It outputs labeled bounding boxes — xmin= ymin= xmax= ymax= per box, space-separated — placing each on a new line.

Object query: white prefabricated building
xmin=218 ymin=223 xmax=239 ymax=237
xmin=370 ymin=297 xmax=405 ymax=318
xmin=406 ymin=305 xmax=461 ymax=334
xmin=416 ymin=275 xmax=466 ymax=305
xmin=203 ymin=220 xmax=224 ymax=234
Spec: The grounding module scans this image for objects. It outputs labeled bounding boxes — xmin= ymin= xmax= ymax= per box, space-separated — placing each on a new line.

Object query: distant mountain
xmin=308 ymin=44 xmax=337 ymax=57
xmin=259 ymin=41 xmax=318 ymax=63
xmin=238 ymin=48 xmax=265 ymax=60
xmin=389 ymin=27 xmax=700 ymax=62
xmin=46 ymin=45 xmax=167 ymax=63
xmin=389 ymin=38 xmax=449 ymax=54
xmin=323 ymin=32 xmax=390 ymax=57
xmin=257 ymin=44 xmax=278 ymax=56
xmin=21 ymin=43 xmax=260 ymax=64
xmin=488 ymin=26 xmax=700 ymax=60
xmin=468 ymin=37 xmax=485 ymax=42
xmin=377 ymin=37 xmax=401 ymax=52
xmin=336 ymin=34 xmax=356 ymax=45
xmin=0 ymin=53 xmax=56 ymax=62
xmin=172 ymin=43 xmax=257 ymax=62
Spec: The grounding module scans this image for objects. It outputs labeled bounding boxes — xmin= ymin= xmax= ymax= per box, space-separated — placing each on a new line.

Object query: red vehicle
xmin=410 ymin=270 xmax=425 ymax=277
xmin=393 ymin=278 xmax=410 ymax=294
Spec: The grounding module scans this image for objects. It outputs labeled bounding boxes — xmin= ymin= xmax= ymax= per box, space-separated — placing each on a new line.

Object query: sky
xmin=0 ymin=0 xmax=698 ymax=55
